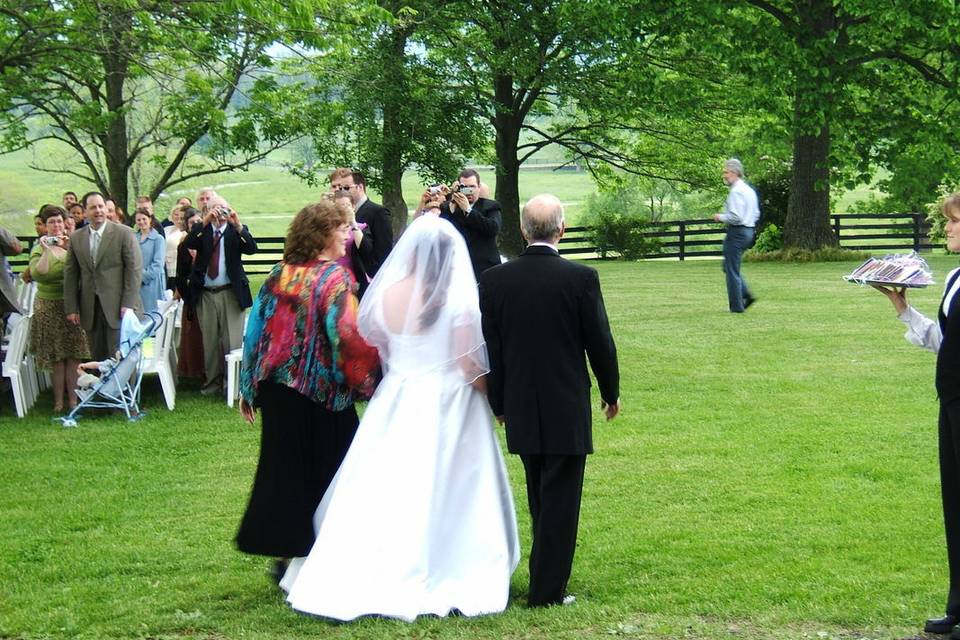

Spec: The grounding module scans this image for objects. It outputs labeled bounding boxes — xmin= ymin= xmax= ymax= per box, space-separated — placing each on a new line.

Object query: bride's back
xmin=379 ymin=276 xmax=454 ymax=372
xmin=357 ymin=216 xmax=486 ymax=378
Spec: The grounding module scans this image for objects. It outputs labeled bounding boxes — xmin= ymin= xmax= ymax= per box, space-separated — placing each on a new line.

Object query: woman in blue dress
xmin=135 ymin=209 xmax=166 ymax=313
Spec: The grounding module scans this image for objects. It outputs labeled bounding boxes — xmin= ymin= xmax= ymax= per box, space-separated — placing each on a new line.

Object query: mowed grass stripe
xmin=0 ymin=256 xmax=953 ymax=639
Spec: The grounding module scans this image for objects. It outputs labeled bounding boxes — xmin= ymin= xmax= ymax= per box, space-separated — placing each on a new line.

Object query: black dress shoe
xmin=744 ymin=296 xmax=756 ymax=310
xmin=925 ymin=614 xmax=959 ymax=634
xmin=268 ymin=559 xmax=289 ymax=585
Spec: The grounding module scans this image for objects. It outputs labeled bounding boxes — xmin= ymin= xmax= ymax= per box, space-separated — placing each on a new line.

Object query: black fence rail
xmin=7 ymin=213 xmax=934 ymax=273
xmin=558 ymin=212 xmax=933 ymax=260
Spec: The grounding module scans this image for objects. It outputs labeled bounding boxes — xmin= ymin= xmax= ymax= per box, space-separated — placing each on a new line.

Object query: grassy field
xmin=1 ymin=254 xmax=956 ymax=639
xmin=0 ymin=144 xmax=891 ymax=240
xmin=0 ymin=147 xmax=599 ymax=238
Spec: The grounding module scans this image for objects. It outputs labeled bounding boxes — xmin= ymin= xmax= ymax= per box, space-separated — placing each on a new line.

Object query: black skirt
xmin=235 ymin=382 xmax=359 ymax=558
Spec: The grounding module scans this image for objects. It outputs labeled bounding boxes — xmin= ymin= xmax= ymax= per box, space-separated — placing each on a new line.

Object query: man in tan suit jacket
xmin=64 ymin=192 xmax=143 ymax=360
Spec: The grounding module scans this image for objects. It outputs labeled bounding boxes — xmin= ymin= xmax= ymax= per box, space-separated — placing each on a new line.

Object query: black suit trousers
xmin=520 ymin=454 xmax=586 ymax=607
xmin=941 ymin=401 xmax=960 ymax=616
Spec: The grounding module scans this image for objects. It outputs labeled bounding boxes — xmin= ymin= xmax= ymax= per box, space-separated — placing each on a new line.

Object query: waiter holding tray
xmin=874 ymin=193 xmax=960 ymax=639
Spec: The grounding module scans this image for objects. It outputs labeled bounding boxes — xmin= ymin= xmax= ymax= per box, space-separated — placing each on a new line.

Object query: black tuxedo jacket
xmin=938 ymin=269 xmax=960 ymax=406
xmin=479 ymin=245 xmax=619 ymax=455
xmin=441 ymin=197 xmax=502 ymax=280
xmin=183 ymin=222 xmax=258 ymax=309
xmin=355 ymin=199 xmax=392 ymax=278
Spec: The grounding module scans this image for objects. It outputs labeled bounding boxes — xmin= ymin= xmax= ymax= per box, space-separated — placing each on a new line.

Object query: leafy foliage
xmin=583 ymin=183 xmax=662 ymax=260
xmin=750 ymin=223 xmax=783 ymax=254
xmin=679 ymin=0 xmax=960 ymax=249
xmin=0 ymin=0 xmax=341 ymax=211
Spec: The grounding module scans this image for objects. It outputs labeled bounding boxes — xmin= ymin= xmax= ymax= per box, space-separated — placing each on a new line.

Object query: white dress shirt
xmin=203 ymin=222 xmax=231 ymax=288
xmin=89 ymin=224 xmax=105 ymax=263
xmin=898 ymin=267 xmax=960 ymax=353
xmin=718 ymin=178 xmax=760 ymax=227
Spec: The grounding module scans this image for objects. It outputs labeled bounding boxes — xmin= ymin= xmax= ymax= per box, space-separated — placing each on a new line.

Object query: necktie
xmin=207 ymin=229 xmax=222 ymax=279
xmin=91 ymin=231 xmax=100 ymax=264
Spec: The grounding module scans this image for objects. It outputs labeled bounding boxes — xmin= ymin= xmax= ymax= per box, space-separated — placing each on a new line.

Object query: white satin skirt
xmin=282 ymin=370 xmax=520 ymax=622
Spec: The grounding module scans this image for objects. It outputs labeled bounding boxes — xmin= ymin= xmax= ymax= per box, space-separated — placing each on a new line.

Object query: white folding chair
xmin=169 ymin=299 xmax=182 ymax=372
xmin=225 ymin=347 xmax=243 ymax=408
xmin=224 ymin=311 xmax=249 ymax=408
xmin=140 ymin=300 xmax=178 ymax=410
xmin=18 ymin=282 xmax=37 ymax=317
xmin=2 ymin=315 xmax=33 ymax=417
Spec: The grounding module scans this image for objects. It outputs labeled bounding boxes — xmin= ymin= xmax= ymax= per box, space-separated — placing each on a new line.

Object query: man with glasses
xmin=328 ymin=168 xmax=393 ymax=279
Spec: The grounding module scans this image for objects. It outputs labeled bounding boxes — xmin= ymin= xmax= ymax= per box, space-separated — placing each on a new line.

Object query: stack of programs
xmin=843 ymin=251 xmax=934 ymax=288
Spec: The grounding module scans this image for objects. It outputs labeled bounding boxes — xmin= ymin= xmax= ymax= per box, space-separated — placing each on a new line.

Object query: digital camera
xmin=452 ymin=182 xmax=474 ymax=196
xmin=40 ymin=235 xmax=60 ymax=247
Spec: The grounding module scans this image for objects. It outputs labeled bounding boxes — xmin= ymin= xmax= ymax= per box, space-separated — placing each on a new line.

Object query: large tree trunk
xmin=493 ymin=74 xmax=524 ymax=257
xmin=784 ymin=118 xmax=835 ymax=249
xmin=783 ymin=0 xmax=837 ymax=250
xmin=380 ymin=21 xmax=409 ymax=238
xmin=381 ymin=150 xmax=408 ymax=237
xmin=101 ymin=21 xmax=130 ymax=216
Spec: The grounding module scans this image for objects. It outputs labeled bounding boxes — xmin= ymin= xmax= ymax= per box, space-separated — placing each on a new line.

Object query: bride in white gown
xmin=281 ymin=215 xmax=519 ymax=621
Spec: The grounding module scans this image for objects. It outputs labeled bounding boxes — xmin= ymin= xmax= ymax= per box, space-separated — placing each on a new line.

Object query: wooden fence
xmin=7 ymin=213 xmax=934 ymax=274
xmin=556 ymin=212 xmax=934 ymax=260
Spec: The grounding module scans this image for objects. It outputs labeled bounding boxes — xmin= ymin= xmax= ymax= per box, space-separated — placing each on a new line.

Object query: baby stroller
xmin=58 ymin=307 xmax=164 ymax=428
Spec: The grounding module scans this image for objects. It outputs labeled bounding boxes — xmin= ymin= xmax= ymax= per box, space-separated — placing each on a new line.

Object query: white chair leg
xmin=158 ymin=364 xmax=176 ymax=411
xmin=10 ymin=370 xmax=25 ymax=418
xmin=225 ymin=352 xmax=241 ymax=408
xmin=23 ymin=361 xmax=37 ymax=408
xmin=226 ymin=366 xmax=236 ymax=408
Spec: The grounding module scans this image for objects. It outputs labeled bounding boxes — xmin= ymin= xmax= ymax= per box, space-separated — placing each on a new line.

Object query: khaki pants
xmin=196 ymin=288 xmax=244 ymax=394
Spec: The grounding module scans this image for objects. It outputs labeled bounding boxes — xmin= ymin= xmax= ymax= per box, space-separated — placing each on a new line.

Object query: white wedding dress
xmin=281 ymin=217 xmax=519 ymax=622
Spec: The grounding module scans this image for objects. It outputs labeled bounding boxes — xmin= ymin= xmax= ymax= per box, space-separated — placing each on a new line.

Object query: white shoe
xmin=562 ymin=595 xmax=576 ymax=606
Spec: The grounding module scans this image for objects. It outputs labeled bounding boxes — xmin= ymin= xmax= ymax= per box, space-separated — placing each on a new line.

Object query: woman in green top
xmin=29 ymin=204 xmax=89 ymax=412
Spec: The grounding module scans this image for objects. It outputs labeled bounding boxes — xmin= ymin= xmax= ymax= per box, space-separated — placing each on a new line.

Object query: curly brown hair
xmin=39 ymin=204 xmax=67 ymax=222
xmin=284 ymin=200 xmax=350 ymax=264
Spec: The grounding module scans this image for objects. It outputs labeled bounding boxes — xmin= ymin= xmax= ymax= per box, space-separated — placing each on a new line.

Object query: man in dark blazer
xmin=329 ymin=168 xmax=393 ymax=279
xmin=184 ymin=196 xmax=257 ymax=396
xmin=64 ymin=192 xmax=143 ymax=360
xmin=479 ymin=193 xmax=620 ymax=608
xmin=441 ymin=168 xmax=502 ymax=281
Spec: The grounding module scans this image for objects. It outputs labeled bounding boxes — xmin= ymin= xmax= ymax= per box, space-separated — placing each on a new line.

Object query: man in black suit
xmin=479 ymin=193 xmax=620 ymax=608
xmin=329 ymin=168 xmax=393 ymax=278
xmin=440 ymin=168 xmax=502 ymax=281
xmin=184 ymin=195 xmax=257 ymax=396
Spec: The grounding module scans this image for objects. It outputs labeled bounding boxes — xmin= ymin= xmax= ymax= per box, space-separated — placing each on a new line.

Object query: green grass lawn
xmin=0 ymin=146 xmax=599 ymax=238
xmin=0 ymin=254 xmax=955 ymax=640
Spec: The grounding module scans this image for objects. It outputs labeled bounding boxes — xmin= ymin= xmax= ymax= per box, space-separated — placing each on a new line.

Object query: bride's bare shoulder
xmin=382 ymin=277 xmax=417 ymax=333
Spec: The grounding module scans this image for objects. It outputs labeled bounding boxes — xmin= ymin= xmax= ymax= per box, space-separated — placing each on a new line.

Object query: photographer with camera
xmin=29 ymin=205 xmax=90 ymax=412
xmin=433 ymin=169 xmax=502 ymax=281
xmin=184 ymin=195 xmax=258 ymax=397
xmin=414 ymin=184 xmax=449 ymax=218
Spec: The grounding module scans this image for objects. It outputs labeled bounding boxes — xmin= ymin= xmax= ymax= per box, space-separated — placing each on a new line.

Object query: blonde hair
xmin=328 ymin=167 xmax=353 ymax=183
xmin=943 ymin=193 xmax=960 ymax=220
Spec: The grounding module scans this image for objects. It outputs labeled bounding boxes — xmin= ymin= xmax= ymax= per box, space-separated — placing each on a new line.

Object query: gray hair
xmin=724 ymin=158 xmax=744 ymax=177
xmin=521 ymin=194 xmax=565 ymax=242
